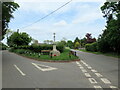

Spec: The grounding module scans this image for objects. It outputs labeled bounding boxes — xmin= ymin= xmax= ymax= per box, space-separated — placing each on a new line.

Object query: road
xmin=0 ymin=51 xmax=2 ymax=90
xmin=2 ymin=50 xmax=119 ymax=89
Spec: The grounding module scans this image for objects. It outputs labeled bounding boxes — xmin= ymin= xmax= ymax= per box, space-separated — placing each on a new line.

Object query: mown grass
xmin=10 ymin=49 xmax=79 ymax=61
xmin=79 ymin=49 xmax=120 ymax=58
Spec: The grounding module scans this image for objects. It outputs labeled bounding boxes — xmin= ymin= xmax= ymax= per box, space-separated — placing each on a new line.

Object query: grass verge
xmin=9 ymin=49 xmax=79 ymax=61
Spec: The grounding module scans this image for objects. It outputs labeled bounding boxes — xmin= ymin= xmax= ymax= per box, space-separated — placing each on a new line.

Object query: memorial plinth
xmin=50 ymin=44 xmax=60 ymax=56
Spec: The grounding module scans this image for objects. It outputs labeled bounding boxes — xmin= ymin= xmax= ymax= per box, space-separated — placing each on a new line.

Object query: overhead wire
xmin=19 ymin=0 xmax=73 ymax=30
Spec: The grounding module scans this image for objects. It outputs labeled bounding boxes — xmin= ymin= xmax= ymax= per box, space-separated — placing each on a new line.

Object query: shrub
xmin=97 ymin=38 xmax=110 ymax=53
xmin=85 ymin=42 xmax=98 ymax=52
xmin=15 ymin=49 xmax=26 ymax=54
xmin=56 ymin=45 xmax=65 ymax=53
xmin=12 ymin=44 xmax=65 ymax=53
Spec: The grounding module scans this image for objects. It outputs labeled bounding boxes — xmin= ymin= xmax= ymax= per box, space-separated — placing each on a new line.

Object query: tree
xmin=31 ymin=38 xmax=39 ymax=45
xmin=1 ymin=2 xmax=19 ymax=40
xmin=7 ymin=32 xmax=32 ymax=47
xmin=49 ymin=40 xmax=53 ymax=44
xmin=80 ymin=37 xmax=87 ymax=47
xmin=85 ymin=33 xmax=96 ymax=43
xmin=66 ymin=40 xmax=74 ymax=48
xmin=44 ymin=40 xmax=47 ymax=44
xmin=74 ymin=37 xmax=80 ymax=44
xmin=74 ymin=42 xmax=80 ymax=49
xmin=60 ymin=37 xmax=67 ymax=46
xmin=5 ymin=29 xmax=14 ymax=39
xmin=99 ymin=1 xmax=120 ymax=52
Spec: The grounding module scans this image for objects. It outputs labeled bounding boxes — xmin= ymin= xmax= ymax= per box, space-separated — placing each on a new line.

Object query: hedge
xmin=13 ymin=44 xmax=65 ymax=53
xmin=85 ymin=42 xmax=98 ymax=52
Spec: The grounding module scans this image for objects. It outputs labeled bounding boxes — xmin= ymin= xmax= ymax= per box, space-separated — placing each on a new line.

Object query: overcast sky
xmin=2 ymin=0 xmax=107 ymax=44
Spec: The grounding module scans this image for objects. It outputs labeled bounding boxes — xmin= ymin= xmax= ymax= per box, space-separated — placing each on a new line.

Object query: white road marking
xmin=110 ymin=86 xmax=117 ymax=88
xmin=32 ymin=63 xmax=57 ymax=71
xmin=95 ymin=73 xmax=103 ymax=77
xmin=14 ymin=64 xmax=26 ymax=76
xmin=84 ymin=73 xmax=91 ymax=77
xmin=78 ymin=64 xmax=82 ymax=67
xmin=87 ymin=66 xmax=92 ymax=69
xmin=94 ymin=85 xmax=102 ymax=88
xmin=83 ymin=62 xmax=86 ymax=65
xmin=76 ymin=61 xmax=80 ymax=65
xmin=91 ymin=69 xmax=97 ymax=72
xmin=81 ymin=60 xmax=85 ymax=64
xmin=88 ymin=78 xmax=98 ymax=84
xmin=79 ymin=67 xmax=84 ymax=69
xmin=100 ymin=78 xmax=111 ymax=84
xmin=76 ymin=61 xmax=82 ymax=66
xmin=81 ymin=69 xmax=87 ymax=72
xmin=84 ymin=64 xmax=89 ymax=67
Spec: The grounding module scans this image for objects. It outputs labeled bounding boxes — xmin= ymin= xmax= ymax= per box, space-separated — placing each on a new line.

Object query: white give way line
xmin=31 ymin=62 xmax=57 ymax=71
xmin=14 ymin=64 xmax=26 ymax=76
xmin=14 ymin=63 xmax=58 ymax=76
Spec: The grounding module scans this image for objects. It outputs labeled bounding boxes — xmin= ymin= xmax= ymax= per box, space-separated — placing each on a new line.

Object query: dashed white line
xmin=77 ymin=60 xmax=115 ymax=88
xmin=94 ymin=85 xmax=102 ymax=88
xmin=76 ymin=61 xmax=80 ymax=65
xmin=84 ymin=73 xmax=91 ymax=77
xmin=78 ymin=64 xmax=82 ymax=67
xmin=76 ymin=61 xmax=82 ymax=66
xmin=87 ymin=66 xmax=92 ymax=69
xmin=88 ymin=78 xmax=98 ymax=84
xmin=14 ymin=64 xmax=26 ymax=76
xmin=95 ymin=73 xmax=103 ymax=77
xmin=91 ymin=69 xmax=97 ymax=72
xmin=81 ymin=69 xmax=87 ymax=73
xmin=81 ymin=60 xmax=85 ymax=64
xmin=79 ymin=66 xmax=84 ymax=69
xmin=100 ymin=78 xmax=111 ymax=84
xmin=84 ymin=64 xmax=89 ymax=67
xmin=110 ymin=86 xmax=117 ymax=88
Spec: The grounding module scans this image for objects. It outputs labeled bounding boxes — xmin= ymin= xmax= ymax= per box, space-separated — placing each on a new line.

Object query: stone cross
xmin=53 ymin=33 xmax=55 ymax=42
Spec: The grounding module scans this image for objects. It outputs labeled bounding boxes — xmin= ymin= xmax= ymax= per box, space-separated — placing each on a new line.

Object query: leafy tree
xmin=49 ymin=40 xmax=53 ymax=44
xmin=99 ymin=1 xmax=120 ymax=52
xmin=5 ymin=29 xmax=14 ymax=39
xmin=1 ymin=2 xmax=19 ymax=40
xmin=74 ymin=41 xmax=80 ymax=49
xmin=80 ymin=37 xmax=87 ymax=47
xmin=74 ymin=37 xmax=80 ymax=44
xmin=66 ymin=40 xmax=74 ymax=48
xmin=60 ymin=40 xmax=66 ymax=46
xmin=85 ymin=33 xmax=96 ymax=43
xmin=7 ymin=32 xmax=32 ymax=47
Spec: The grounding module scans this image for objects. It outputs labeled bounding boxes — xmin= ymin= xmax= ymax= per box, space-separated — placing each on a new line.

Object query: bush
xmin=12 ymin=44 xmax=65 ymax=53
xmin=57 ymin=45 xmax=65 ymax=53
xmin=85 ymin=42 xmax=98 ymax=52
xmin=97 ymin=38 xmax=111 ymax=53
xmin=15 ymin=49 xmax=26 ymax=54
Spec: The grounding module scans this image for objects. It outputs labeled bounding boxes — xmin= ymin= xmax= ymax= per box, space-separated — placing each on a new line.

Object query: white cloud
xmin=72 ymin=3 xmax=103 ymax=24
xmin=14 ymin=2 xmax=74 ymax=15
xmin=5 ymin=1 xmax=106 ymax=44
xmin=72 ymin=12 xmax=102 ymax=24
xmin=53 ymin=20 xmax=68 ymax=26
